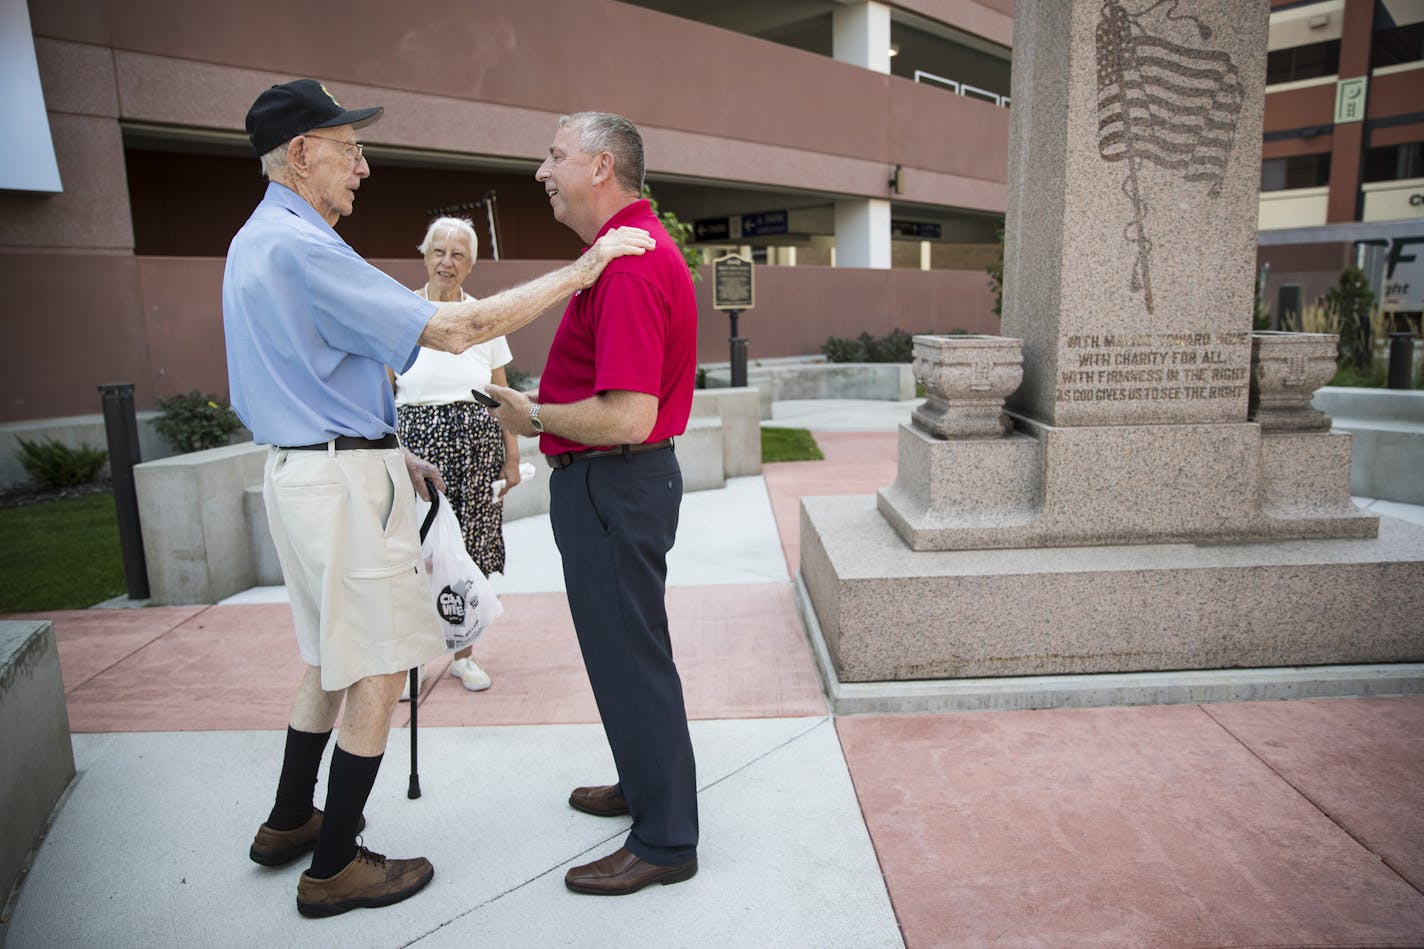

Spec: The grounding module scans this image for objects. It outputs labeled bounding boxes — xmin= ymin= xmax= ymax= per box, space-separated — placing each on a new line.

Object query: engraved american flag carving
xmin=1096 ymin=0 xmax=1244 ymax=315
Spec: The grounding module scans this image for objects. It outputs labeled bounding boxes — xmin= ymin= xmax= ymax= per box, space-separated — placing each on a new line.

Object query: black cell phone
xmin=470 ymin=388 xmax=500 ymax=408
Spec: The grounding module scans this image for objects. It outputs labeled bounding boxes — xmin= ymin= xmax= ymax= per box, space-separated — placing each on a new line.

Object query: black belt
xmin=284 ymin=434 xmax=399 ymax=451
xmin=547 ymin=438 xmax=674 ymax=470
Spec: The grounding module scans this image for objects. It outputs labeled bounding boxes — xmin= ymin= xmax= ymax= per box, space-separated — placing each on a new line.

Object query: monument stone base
xmin=877 ymin=419 xmax=1377 ymax=551
xmin=801 ymin=494 xmax=1424 ymax=684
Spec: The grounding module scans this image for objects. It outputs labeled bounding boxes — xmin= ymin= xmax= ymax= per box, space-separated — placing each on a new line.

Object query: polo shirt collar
xmin=587 ymin=198 xmax=653 ymax=247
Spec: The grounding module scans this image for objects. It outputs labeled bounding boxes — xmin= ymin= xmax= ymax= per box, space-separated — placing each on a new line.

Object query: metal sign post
xmin=712 ymin=253 xmax=755 ymax=388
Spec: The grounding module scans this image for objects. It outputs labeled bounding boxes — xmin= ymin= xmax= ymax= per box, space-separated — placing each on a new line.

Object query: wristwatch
xmin=529 ymin=403 xmax=544 ymax=433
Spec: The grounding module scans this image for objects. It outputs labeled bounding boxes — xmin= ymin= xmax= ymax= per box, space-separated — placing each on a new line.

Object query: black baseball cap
xmin=245 ymin=79 xmax=382 ymax=157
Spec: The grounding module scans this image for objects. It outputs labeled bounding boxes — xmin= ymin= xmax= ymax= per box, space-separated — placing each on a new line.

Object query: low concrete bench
xmin=136 ymin=387 xmax=764 ymax=604
xmin=1 ymin=620 xmax=75 ymax=905
xmin=689 ymin=387 xmax=761 ymax=478
xmin=703 ymin=363 xmax=914 ymax=418
xmin=1312 ymin=387 xmax=1424 ymax=505
xmin=135 ymin=443 xmax=269 ymax=604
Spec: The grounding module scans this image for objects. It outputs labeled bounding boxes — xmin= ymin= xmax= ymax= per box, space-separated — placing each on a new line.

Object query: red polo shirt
xmin=538 ymin=199 xmax=698 ymax=454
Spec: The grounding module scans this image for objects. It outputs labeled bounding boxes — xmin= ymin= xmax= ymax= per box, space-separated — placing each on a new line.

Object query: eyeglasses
xmin=304 ymin=134 xmax=365 ymax=163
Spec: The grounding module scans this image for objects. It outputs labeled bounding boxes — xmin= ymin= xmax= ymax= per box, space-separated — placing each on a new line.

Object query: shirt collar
xmin=265 ymin=181 xmax=339 ymax=236
xmin=586 ymin=198 xmax=653 ymax=248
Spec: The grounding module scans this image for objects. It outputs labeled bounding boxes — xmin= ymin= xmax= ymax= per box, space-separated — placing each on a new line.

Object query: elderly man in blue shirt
xmin=227 ymin=79 xmax=653 ymax=919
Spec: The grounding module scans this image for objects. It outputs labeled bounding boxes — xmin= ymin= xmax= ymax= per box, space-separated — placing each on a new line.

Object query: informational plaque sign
xmin=1334 ymin=76 xmax=1367 ymax=124
xmin=712 ymin=253 xmax=754 ymax=311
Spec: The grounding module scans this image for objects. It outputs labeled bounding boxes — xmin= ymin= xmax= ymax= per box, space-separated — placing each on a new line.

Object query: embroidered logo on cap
xmin=319 ymin=83 xmax=342 ymax=108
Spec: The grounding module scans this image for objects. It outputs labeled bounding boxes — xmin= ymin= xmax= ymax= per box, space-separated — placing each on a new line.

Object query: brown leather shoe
xmin=565 ymin=847 xmax=697 ymax=895
xmin=568 ymin=783 xmax=629 ymax=817
xmin=249 ymin=809 xmax=365 ymax=866
xmin=296 ymin=846 xmax=434 ymax=918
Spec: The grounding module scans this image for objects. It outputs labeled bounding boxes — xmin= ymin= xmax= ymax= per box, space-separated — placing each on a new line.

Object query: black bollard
xmin=97 ymin=384 xmax=150 ymax=600
xmin=727 ymin=309 xmax=747 ymax=388
xmin=730 ymin=338 xmax=748 ymax=389
xmin=1387 ymin=332 xmax=1415 ymax=389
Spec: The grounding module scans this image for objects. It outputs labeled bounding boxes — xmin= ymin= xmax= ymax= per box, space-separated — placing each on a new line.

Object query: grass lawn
xmin=761 ymin=427 xmax=824 ymax=463
xmin=0 ymin=493 xmax=126 ymax=612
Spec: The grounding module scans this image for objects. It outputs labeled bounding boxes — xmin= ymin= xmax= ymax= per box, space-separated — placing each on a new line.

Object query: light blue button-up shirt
xmin=222 ymin=182 xmax=437 ymax=446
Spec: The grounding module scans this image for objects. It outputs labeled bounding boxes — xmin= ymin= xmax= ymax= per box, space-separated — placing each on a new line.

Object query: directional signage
xmin=694 ymin=217 xmax=730 ymax=241
xmin=694 ymin=210 xmax=789 ymax=242
xmin=739 ymin=211 xmax=788 ymax=237
xmin=891 ymin=220 xmax=942 ymax=239
xmin=712 ymin=253 xmax=754 ymax=311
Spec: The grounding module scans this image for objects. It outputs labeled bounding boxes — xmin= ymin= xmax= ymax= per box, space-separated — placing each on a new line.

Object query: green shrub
xmin=821 ymin=334 xmax=869 ymax=362
xmin=642 ymin=185 xmax=701 ymax=282
xmin=822 ymin=328 xmax=941 ymax=364
xmin=154 ymin=390 xmax=244 ymax=453
xmin=15 ymin=436 xmax=108 ymax=489
xmin=865 ymin=328 xmax=915 ymax=363
xmin=1326 ymin=268 xmax=1375 ymax=371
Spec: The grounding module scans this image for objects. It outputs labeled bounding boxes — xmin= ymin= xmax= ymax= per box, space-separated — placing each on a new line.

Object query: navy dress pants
xmin=549 ymin=446 xmax=699 ymax=865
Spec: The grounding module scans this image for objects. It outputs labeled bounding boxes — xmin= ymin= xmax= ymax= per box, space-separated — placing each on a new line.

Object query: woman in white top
xmin=394 ymin=216 xmax=520 ymax=692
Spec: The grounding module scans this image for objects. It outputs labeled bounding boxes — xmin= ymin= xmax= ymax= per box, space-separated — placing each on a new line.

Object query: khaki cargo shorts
xmin=264 ymin=445 xmax=445 ymax=692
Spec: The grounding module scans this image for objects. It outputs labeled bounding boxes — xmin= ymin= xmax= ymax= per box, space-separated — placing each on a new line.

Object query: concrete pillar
xmin=835 ymin=199 xmax=892 ymax=269
xmin=832 ymin=1 xmax=892 ymax=74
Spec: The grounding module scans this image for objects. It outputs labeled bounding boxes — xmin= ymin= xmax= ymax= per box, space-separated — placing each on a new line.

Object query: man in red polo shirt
xmin=488 ymin=112 xmax=699 ymax=895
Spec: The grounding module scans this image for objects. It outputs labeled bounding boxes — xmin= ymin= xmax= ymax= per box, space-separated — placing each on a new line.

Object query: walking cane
xmin=408 ymin=479 xmax=440 ymax=801
xmin=407 ymin=666 xmax=421 ymax=799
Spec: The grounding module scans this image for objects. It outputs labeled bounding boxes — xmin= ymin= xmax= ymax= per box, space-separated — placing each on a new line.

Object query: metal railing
xmin=913 ymin=69 xmax=1010 ymax=107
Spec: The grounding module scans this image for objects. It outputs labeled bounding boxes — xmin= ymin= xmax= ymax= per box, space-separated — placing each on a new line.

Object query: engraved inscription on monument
xmin=1054 ymin=331 xmax=1250 ymax=405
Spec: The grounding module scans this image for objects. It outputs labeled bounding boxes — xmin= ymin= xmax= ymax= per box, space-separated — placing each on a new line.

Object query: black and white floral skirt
xmin=397 ymin=401 xmax=507 ymax=576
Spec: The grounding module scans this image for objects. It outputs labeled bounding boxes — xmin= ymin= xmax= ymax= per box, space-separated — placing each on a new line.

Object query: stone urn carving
xmin=1249 ymin=331 xmax=1337 ymax=432
xmin=911 ymin=334 xmax=1024 ymax=438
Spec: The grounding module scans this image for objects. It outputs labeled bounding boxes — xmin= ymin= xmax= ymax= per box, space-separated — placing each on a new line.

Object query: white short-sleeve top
xmin=394 ymin=290 xmax=514 ymax=406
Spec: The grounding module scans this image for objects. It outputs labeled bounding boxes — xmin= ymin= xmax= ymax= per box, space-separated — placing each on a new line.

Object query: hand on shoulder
xmin=579 ymin=227 xmax=656 ymax=287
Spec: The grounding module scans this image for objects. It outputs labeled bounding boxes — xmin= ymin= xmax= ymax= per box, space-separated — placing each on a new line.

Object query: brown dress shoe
xmin=296 ymin=846 xmax=434 ymax=918
xmin=568 ymin=783 xmax=630 ymax=817
xmin=249 ymin=810 xmax=365 ymax=866
xmin=565 ymin=847 xmax=697 ymax=895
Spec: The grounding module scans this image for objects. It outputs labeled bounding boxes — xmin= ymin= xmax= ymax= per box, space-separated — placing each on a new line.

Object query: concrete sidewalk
xmin=4 ymin=402 xmax=1424 ymax=947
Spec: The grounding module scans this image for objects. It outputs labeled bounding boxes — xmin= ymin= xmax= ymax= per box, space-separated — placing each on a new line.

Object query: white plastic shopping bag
xmin=414 ymin=485 xmax=503 ymax=652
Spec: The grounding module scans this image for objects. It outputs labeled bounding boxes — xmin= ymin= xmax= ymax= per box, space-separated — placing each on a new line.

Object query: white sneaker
xmin=398 ymin=665 xmax=426 ymax=702
xmin=449 ymin=657 xmax=492 ymax=692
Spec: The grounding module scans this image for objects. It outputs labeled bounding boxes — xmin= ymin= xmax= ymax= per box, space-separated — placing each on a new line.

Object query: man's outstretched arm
xmin=419 ymin=226 xmax=654 ymax=353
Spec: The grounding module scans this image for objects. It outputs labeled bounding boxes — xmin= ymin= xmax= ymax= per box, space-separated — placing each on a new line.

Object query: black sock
xmin=266 ymin=726 xmax=332 ymax=831
xmin=307 ymin=746 xmax=383 ymax=879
